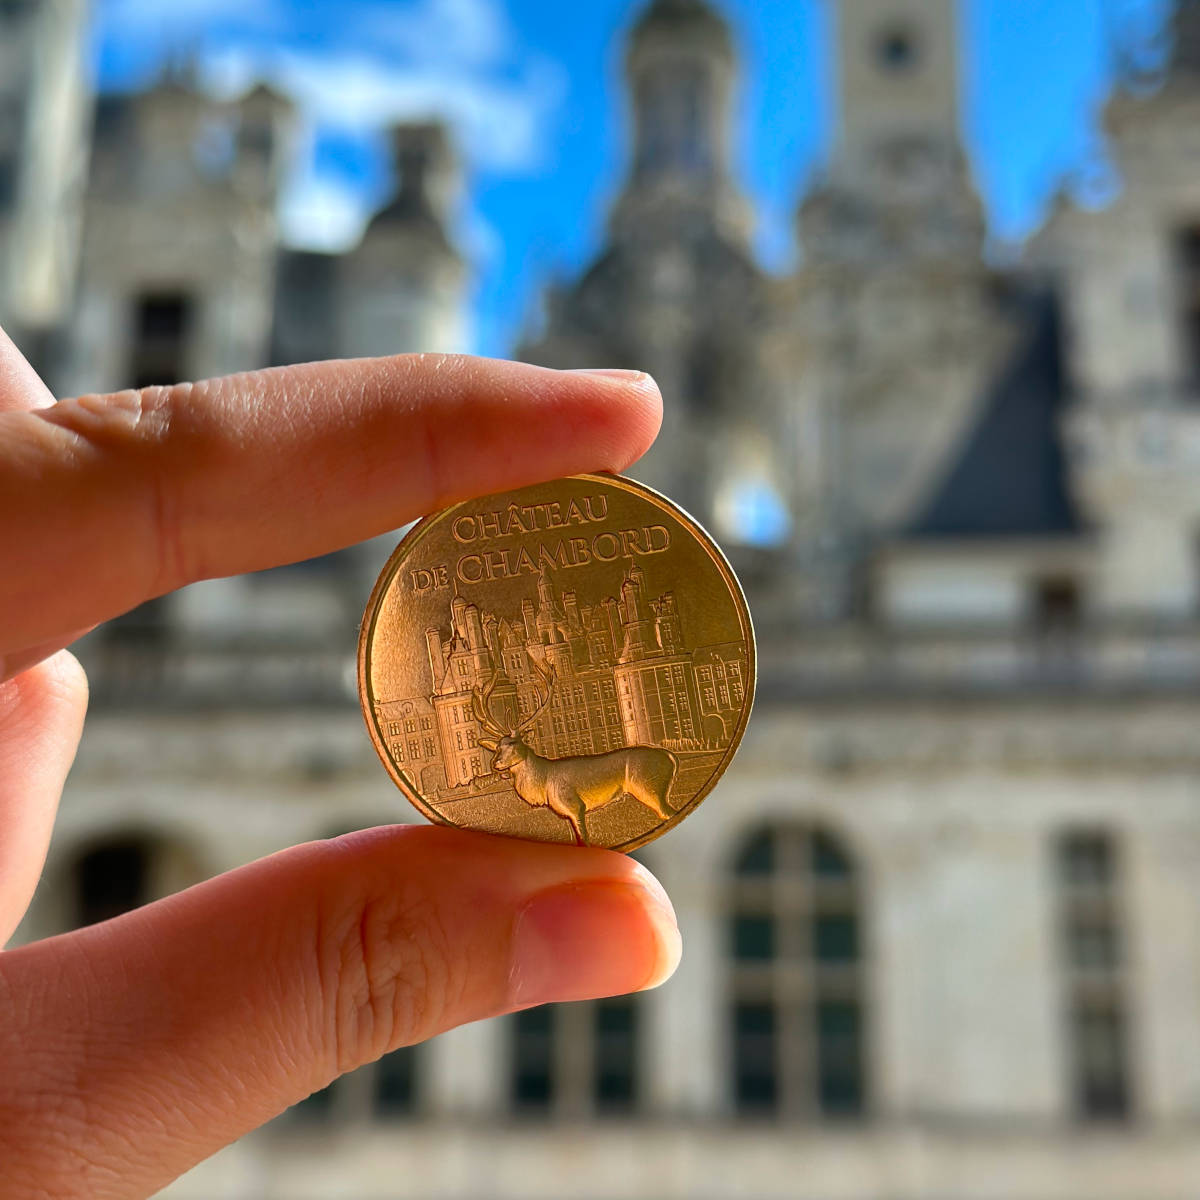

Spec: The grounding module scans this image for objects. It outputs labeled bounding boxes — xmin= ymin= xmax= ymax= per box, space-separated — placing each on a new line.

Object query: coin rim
xmin=357 ymin=472 xmax=757 ymax=853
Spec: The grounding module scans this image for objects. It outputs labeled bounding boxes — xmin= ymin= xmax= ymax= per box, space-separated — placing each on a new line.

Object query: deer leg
xmin=548 ymin=789 xmax=588 ymax=847
xmin=630 ymin=785 xmax=674 ymax=820
xmin=567 ymin=796 xmax=588 ymax=846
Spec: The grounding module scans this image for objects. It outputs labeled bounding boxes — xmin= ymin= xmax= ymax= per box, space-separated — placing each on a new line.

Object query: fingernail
xmin=566 ymin=368 xmax=655 ymax=386
xmin=509 ymin=875 xmax=682 ymax=1010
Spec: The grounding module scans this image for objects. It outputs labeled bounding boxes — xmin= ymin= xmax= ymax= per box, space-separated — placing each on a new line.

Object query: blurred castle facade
xmin=10 ymin=1 xmax=1200 ymax=1198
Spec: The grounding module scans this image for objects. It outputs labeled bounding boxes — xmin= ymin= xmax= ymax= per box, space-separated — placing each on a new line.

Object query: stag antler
xmin=471 ymin=671 xmax=509 ymax=741
xmin=516 ymin=656 xmax=556 ymax=734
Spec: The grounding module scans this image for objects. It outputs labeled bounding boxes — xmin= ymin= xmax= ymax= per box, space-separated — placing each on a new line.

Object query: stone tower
xmin=793 ymin=0 xmax=1011 ymax=580
xmin=611 ymin=0 xmax=748 ymax=242
xmin=337 ymin=121 xmax=467 ymax=358
xmin=59 ymin=74 xmax=295 ymax=398
xmin=0 ymin=0 xmax=91 ymax=354
xmin=1028 ymin=0 xmax=1200 ymax=618
xmin=833 ymin=0 xmax=962 ymax=194
xmin=521 ymin=0 xmax=783 ymax=544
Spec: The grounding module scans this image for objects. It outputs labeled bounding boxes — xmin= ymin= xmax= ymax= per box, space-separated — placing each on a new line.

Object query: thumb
xmin=0 ymin=827 xmax=680 ymax=1200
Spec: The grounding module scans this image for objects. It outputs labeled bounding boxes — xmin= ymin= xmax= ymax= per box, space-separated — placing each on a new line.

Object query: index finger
xmin=0 ymin=354 xmax=661 ymax=661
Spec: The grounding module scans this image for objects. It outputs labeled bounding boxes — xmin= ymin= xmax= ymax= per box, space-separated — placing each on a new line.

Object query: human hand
xmin=0 ymin=329 xmax=680 ymax=1199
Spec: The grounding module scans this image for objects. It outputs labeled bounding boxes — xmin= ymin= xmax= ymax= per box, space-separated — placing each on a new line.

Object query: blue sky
xmin=92 ymin=0 xmax=1170 ymax=358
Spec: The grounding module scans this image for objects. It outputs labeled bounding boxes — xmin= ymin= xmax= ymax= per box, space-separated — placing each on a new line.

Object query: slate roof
xmin=908 ymin=289 xmax=1082 ymax=539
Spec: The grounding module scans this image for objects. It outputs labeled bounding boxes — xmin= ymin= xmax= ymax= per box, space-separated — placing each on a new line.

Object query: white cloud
xmin=247 ymin=47 xmax=563 ymax=173
xmin=280 ymin=168 xmax=370 ymax=252
xmin=97 ymin=0 xmax=564 ymax=263
xmin=97 ymin=0 xmax=291 ymax=52
xmin=356 ymin=0 xmax=511 ymax=69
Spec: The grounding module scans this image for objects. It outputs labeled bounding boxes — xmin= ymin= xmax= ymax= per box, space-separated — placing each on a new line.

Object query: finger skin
xmin=0 ymin=652 xmax=88 ymax=944
xmin=0 ymin=355 xmax=662 ymax=660
xmin=0 ymin=826 xmax=680 ymax=1200
xmin=0 ymin=325 xmax=54 ymax=413
xmin=0 ymin=333 xmax=89 ymax=936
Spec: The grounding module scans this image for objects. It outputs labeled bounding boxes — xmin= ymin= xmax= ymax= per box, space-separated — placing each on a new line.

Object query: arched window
xmin=72 ymin=835 xmax=155 ymax=927
xmin=729 ymin=824 xmax=866 ymax=1118
xmin=510 ymin=996 xmax=641 ymax=1118
xmin=69 ymin=831 xmax=208 ymax=932
xmin=1055 ymin=830 xmax=1132 ymax=1120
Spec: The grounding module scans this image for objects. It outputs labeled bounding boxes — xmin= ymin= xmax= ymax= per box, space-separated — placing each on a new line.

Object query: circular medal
xmin=358 ymin=473 xmax=755 ymax=852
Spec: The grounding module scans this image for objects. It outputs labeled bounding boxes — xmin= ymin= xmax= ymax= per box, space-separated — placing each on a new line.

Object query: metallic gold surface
xmin=358 ymin=473 xmax=755 ymax=852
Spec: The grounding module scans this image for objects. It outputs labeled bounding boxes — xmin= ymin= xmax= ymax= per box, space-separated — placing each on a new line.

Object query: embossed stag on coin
xmin=358 ymin=473 xmax=755 ymax=853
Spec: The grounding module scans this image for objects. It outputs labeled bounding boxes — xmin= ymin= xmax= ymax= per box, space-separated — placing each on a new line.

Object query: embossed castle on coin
xmin=374 ymin=563 xmax=747 ymax=841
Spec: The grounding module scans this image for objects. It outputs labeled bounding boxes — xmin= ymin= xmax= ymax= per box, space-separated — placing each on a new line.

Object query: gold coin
xmin=357 ymin=473 xmax=755 ymax=853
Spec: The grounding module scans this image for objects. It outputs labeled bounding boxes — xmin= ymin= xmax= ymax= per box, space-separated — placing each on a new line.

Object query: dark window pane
xmin=1067 ymin=917 xmax=1120 ymax=969
xmin=813 ymin=831 xmax=852 ymax=878
xmin=0 ymin=154 xmax=16 ymax=208
xmin=733 ymin=913 xmax=775 ymax=960
xmin=819 ymin=1062 xmax=864 ymax=1115
xmin=815 ymin=913 xmax=858 ymax=963
xmin=292 ymin=1081 xmax=336 ymax=1122
xmin=130 ymin=291 xmax=192 ymax=389
xmin=1072 ymin=1002 xmax=1131 ymax=1120
xmin=817 ymin=1001 xmax=864 ymax=1116
xmin=374 ymin=1047 xmax=416 ymax=1117
xmin=735 ymin=829 xmax=774 ymax=876
xmin=137 ymin=293 xmax=191 ymax=339
xmin=512 ymin=1005 xmax=555 ymax=1112
xmin=736 ymin=1003 xmax=775 ymax=1035
xmin=734 ymin=1002 xmax=777 ymax=1115
xmin=75 ymin=838 xmax=151 ymax=927
xmin=105 ymin=594 xmax=171 ymax=645
xmin=1178 ymin=225 xmax=1200 ymax=389
xmin=595 ymin=996 xmax=635 ymax=1036
xmin=1059 ymin=833 xmax=1113 ymax=887
xmin=1034 ymin=577 xmax=1081 ymax=630
xmin=818 ymin=1000 xmax=861 ymax=1038
xmin=594 ymin=998 xmax=638 ymax=1114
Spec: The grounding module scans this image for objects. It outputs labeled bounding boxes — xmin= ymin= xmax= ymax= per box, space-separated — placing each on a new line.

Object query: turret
xmin=388 ymin=121 xmax=459 ymax=225
xmin=610 ymin=0 xmax=748 ymax=240
xmin=426 ymin=627 xmax=445 ymax=692
xmin=621 ymin=564 xmax=648 ymax=624
xmin=233 ymin=83 xmax=293 ymax=198
xmin=336 ymin=119 xmax=467 ymax=358
xmin=654 ymin=592 xmax=683 ymax=654
xmin=451 ymin=595 xmax=468 ymax=641
xmin=463 ymin=603 xmax=484 ymax=652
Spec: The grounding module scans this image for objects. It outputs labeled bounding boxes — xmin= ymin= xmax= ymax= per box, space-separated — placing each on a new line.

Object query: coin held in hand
xmin=358 ymin=473 xmax=755 ymax=852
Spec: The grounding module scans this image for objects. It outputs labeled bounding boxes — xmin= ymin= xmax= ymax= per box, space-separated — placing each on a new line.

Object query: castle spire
xmin=611 ymin=0 xmax=745 ymax=240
